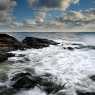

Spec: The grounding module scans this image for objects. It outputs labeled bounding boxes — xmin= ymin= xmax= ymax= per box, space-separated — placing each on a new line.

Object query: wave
xmin=1 ymin=40 xmax=95 ymax=95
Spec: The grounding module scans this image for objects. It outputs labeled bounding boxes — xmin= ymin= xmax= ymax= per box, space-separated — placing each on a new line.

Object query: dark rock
xmin=89 ymin=75 xmax=95 ymax=81
xmin=0 ymin=72 xmax=8 ymax=82
xmin=85 ymin=46 xmax=95 ymax=50
xmin=39 ymin=80 xmax=64 ymax=94
xmin=77 ymin=90 xmax=95 ymax=95
xmin=16 ymin=54 xmax=25 ymax=57
xmin=6 ymin=53 xmax=15 ymax=57
xmin=71 ymin=43 xmax=95 ymax=50
xmin=0 ymin=84 xmax=17 ymax=95
xmin=72 ymin=43 xmax=83 ymax=46
xmin=0 ymin=33 xmax=25 ymax=62
xmin=38 ymin=74 xmax=65 ymax=94
xmin=0 ymin=87 xmax=17 ymax=95
xmin=0 ymin=34 xmax=59 ymax=62
xmin=10 ymin=72 xmax=65 ymax=94
xmin=14 ymin=57 xmax=30 ymax=63
xmin=67 ymin=47 xmax=74 ymax=51
xmin=22 ymin=37 xmax=59 ymax=49
xmin=0 ymin=51 xmax=8 ymax=62
xmin=0 ymin=51 xmax=15 ymax=63
xmin=75 ymin=45 xmax=95 ymax=50
xmin=0 ymin=34 xmax=59 ymax=50
xmin=12 ymin=76 xmax=36 ymax=90
xmin=0 ymin=85 xmax=7 ymax=92
xmin=11 ymin=72 xmax=37 ymax=90
xmin=0 ymin=33 xmax=24 ymax=52
xmin=23 ymin=57 xmax=30 ymax=62
xmin=11 ymin=73 xmax=31 ymax=81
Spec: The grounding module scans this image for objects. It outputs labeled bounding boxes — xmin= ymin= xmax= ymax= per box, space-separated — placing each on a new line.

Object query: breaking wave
xmin=3 ymin=40 xmax=95 ymax=95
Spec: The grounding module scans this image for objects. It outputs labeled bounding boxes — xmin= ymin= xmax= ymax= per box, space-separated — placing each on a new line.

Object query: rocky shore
xmin=0 ymin=33 xmax=59 ymax=63
xmin=0 ymin=33 xmax=95 ymax=95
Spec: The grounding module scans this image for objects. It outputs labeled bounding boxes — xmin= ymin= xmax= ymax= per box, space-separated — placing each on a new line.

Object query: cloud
xmin=0 ymin=0 xmax=16 ymax=23
xmin=63 ymin=11 xmax=84 ymax=21
xmin=7 ymin=8 xmax=95 ymax=32
xmin=35 ymin=11 xmax=46 ymax=24
xmin=54 ymin=8 xmax=95 ymax=27
xmin=0 ymin=1 xmax=94 ymax=32
xmin=27 ymin=0 xmax=80 ymax=26
xmin=28 ymin=0 xmax=79 ymax=11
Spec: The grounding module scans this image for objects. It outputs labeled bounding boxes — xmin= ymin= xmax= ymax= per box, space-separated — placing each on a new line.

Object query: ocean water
xmin=1 ymin=32 xmax=95 ymax=95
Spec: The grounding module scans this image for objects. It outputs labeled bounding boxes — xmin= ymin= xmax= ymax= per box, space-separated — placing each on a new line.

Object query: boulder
xmin=0 ymin=34 xmax=24 ymax=51
xmin=89 ymin=75 xmax=95 ymax=81
xmin=11 ymin=72 xmax=37 ymax=90
xmin=0 ymin=51 xmax=8 ymax=62
xmin=0 ymin=34 xmax=59 ymax=62
xmin=76 ymin=90 xmax=95 ymax=95
xmin=64 ymin=47 xmax=74 ymax=51
xmin=0 ymin=33 xmax=24 ymax=62
xmin=0 ymin=34 xmax=59 ymax=50
xmin=0 ymin=87 xmax=17 ymax=95
xmin=0 ymin=72 xmax=8 ymax=82
xmin=6 ymin=53 xmax=15 ymax=57
xmin=0 ymin=51 xmax=15 ymax=63
xmin=22 ymin=37 xmax=59 ymax=49
xmin=10 ymin=72 xmax=65 ymax=94
xmin=0 ymin=83 xmax=17 ymax=95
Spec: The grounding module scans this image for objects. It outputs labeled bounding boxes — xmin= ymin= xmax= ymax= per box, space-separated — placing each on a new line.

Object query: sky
xmin=0 ymin=0 xmax=95 ymax=32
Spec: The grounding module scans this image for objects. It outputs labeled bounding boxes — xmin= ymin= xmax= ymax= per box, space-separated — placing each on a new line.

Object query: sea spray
xmin=6 ymin=42 xmax=95 ymax=95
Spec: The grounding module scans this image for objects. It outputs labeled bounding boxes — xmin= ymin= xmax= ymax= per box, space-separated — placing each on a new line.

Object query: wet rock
xmin=6 ymin=53 xmax=15 ymax=57
xmin=0 ymin=51 xmax=8 ymax=62
xmin=0 ymin=72 xmax=8 ymax=82
xmin=0 ymin=34 xmax=24 ymax=51
xmin=0 ymin=85 xmax=7 ymax=92
xmin=0 ymin=33 xmax=24 ymax=62
xmin=85 ymin=46 xmax=95 ymax=50
xmin=71 ymin=43 xmax=95 ymax=50
xmin=76 ymin=90 xmax=95 ymax=95
xmin=16 ymin=54 xmax=25 ymax=57
xmin=14 ymin=57 xmax=30 ymax=63
xmin=36 ymin=73 xmax=65 ymax=94
xmin=67 ymin=47 xmax=74 ymax=51
xmin=22 ymin=37 xmax=59 ymax=49
xmin=0 ymin=87 xmax=17 ymax=95
xmin=0 ymin=51 xmax=15 ymax=63
xmin=0 ymin=33 xmax=29 ymax=62
xmin=0 ymin=34 xmax=59 ymax=50
xmin=89 ymin=75 xmax=95 ymax=81
xmin=11 ymin=72 xmax=37 ymax=90
xmin=10 ymin=72 xmax=65 ymax=94
xmin=39 ymin=80 xmax=64 ymax=94
xmin=72 ymin=43 xmax=83 ymax=46
xmin=75 ymin=45 xmax=95 ymax=50
xmin=0 ymin=84 xmax=17 ymax=95
xmin=23 ymin=57 xmax=30 ymax=62
xmin=11 ymin=73 xmax=31 ymax=81
xmin=12 ymin=76 xmax=36 ymax=90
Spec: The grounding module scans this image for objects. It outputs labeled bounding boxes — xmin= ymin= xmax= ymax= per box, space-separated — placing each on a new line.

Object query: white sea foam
xmin=15 ymin=87 xmax=47 ymax=95
xmin=8 ymin=42 xmax=95 ymax=95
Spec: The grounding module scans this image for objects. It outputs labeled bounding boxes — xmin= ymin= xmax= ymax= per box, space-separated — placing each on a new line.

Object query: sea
xmin=0 ymin=32 xmax=95 ymax=95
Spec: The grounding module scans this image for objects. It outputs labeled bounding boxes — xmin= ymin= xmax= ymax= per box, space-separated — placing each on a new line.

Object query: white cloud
xmin=17 ymin=8 xmax=95 ymax=32
xmin=0 ymin=0 xmax=16 ymax=23
xmin=28 ymin=0 xmax=79 ymax=11
xmin=54 ymin=9 xmax=95 ymax=26
xmin=0 ymin=0 xmax=95 ymax=32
